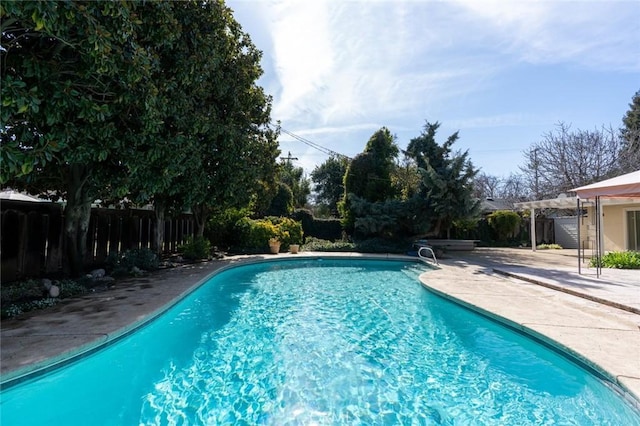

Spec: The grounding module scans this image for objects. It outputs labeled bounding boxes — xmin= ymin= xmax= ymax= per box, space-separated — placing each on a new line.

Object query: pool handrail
xmin=417 ymin=245 xmax=438 ymax=265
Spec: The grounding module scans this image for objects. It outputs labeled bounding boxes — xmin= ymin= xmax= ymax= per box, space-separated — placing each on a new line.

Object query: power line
xmin=280 ymin=128 xmax=351 ymax=160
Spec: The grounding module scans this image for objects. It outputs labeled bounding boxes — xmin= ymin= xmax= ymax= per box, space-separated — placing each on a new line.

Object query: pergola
xmin=515 ymin=170 xmax=640 ymax=276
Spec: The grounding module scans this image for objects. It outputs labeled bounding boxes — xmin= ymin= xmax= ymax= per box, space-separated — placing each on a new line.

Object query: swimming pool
xmin=1 ymin=259 xmax=638 ymax=425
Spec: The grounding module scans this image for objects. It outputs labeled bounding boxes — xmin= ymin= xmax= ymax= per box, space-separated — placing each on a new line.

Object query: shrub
xmin=1 ymin=279 xmax=44 ymax=304
xmin=267 ymin=216 xmax=303 ymax=247
xmin=106 ymin=248 xmax=159 ymax=276
xmin=179 ymin=236 xmax=212 ymax=261
xmin=487 ymin=210 xmax=521 ymax=242
xmin=205 ymin=207 xmax=251 ymax=249
xmin=57 ymin=279 xmax=87 ymax=298
xmin=536 ymin=244 xmax=563 ymax=250
xmin=590 ymin=251 xmax=640 ymax=269
xmin=291 ymin=209 xmax=342 ymax=241
xmin=235 ymin=217 xmax=280 ymax=250
xmin=233 ymin=217 xmax=303 ymax=252
xmin=302 ymin=237 xmax=355 ymax=252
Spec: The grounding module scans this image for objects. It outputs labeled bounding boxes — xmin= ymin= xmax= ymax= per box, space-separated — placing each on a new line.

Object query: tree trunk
xmin=64 ymin=164 xmax=92 ymax=277
xmin=192 ymin=204 xmax=208 ymax=238
xmin=153 ymin=199 xmax=166 ymax=256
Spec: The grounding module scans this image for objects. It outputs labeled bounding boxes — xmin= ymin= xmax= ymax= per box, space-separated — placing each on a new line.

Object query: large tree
xmin=124 ymin=1 xmax=279 ymax=240
xmin=1 ymin=1 xmax=157 ymax=275
xmin=340 ymin=127 xmax=399 ymax=232
xmin=520 ymin=122 xmax=623 ymax=199
xmin=405 ymin=121 xmax=479 ymax=238
xmin=279 ymin=156 xmax=311 ymax=209
xmin=311 ymin=155 xmax=349 ymax=216
xmin=1 ymin=1 xmax=279 ymax=272
xmin=343 ymin=127 xmax=398 ymax=202
xmin=185 ymin=2 xmax=279 ymax=236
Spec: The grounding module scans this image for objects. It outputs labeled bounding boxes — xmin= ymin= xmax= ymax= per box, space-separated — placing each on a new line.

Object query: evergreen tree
xmin=340 ymin=128 xmax=399 ymax=232
xmin=405 ymin=122 xmax=479 ymax=237
xmin=311 ymin=156 xmax=349 ymax=217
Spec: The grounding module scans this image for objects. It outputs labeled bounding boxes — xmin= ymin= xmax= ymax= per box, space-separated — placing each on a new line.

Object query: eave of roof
xmin=514 ymin=196 xmax=640 ymax=210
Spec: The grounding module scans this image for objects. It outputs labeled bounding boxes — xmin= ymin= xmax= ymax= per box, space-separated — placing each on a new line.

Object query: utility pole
xmin=533 ymin=147 xmax=540 ymax=200
xmin=280 ymin=151 xmax=298 ymax=163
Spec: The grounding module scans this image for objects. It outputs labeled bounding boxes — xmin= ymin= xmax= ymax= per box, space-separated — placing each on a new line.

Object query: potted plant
xmin=268 ymin=237 xmax=281 ymax=254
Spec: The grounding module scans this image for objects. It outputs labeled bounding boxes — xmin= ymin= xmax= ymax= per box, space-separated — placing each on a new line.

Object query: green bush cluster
xmin=0 ymin=279 xmax=44 ymax=304
xmin=487 ymin=210 xmax=521 ymax=242
xmin=234 ymin=216 xmax=303 ymax=252
xmin=179 ymin=236 xmax=212 ymax=261
xmin=302 ymin=237 xmax=355 ymax=252
xmin=105 ymin=248 xmax=159 ymax=276
xmin=301 ymin=236 xmax=410 ymax=253
xmin=590 ymin=251 xmax=640 ymax=269
xmin=205 ymin=208 xmax=251 ymax=250
xmin=268 ymin=216 xmax=303 ymax=247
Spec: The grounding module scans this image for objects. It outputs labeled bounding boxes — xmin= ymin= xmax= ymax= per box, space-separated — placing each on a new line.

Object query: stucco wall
xmin=584 ymin=202 xmax=640 ymax=252
xmin=603 ymin=204 xmax=626 ymax=251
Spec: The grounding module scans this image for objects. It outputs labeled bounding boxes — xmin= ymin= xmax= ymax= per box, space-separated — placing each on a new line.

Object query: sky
xmin=227 ymin=0 xmax=640 ymax=179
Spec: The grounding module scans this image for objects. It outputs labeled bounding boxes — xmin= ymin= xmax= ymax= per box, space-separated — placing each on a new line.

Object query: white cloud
xmin=448 ymin=113 xmax=541 ymax=129
xmin=260 ymin=0 xmax=502 ymax=129
xmin=453 ymin=0 xmax=640 ymax=71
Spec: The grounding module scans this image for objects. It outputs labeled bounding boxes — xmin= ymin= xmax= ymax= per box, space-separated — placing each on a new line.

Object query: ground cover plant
xmin=590 ymin=251 xmax=640 ymax=269
xmin=536 ymin=244 xmax=563 ymax=250
xmin=105 ymin=248 xmax=160 ymax=277
xmin=1 ymin=279 xmax=87 ymax=319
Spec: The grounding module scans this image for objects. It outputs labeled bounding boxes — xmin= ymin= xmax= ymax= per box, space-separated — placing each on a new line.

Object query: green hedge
xmin=292 ymin=209 xmax=342 ymax=241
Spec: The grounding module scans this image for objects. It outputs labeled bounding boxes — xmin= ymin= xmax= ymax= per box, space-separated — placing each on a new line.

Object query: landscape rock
xmin=90 ymin=268 xmax=106 ymax=279
xmin=49 ymin=285 xmax=60 ymax=298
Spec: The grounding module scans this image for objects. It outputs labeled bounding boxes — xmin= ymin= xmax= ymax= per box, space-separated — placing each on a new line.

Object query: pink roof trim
xmin=571 ymin=170 xmax=640 ymax=198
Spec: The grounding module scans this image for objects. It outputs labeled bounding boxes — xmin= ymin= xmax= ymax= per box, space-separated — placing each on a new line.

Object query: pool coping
xmin=1 ymin=252 xmax=639 ymax=414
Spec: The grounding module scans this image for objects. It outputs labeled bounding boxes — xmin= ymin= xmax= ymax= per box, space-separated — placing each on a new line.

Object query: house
xmin=515 ymin=170 xmax=640 ymax=253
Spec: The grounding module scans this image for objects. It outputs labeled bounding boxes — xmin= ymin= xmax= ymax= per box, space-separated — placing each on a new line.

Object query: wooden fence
xmin=1 ymin=200 xmax=194 ymax=282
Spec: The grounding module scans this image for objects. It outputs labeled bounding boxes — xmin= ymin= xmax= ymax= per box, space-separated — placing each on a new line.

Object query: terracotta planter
xmin=269 ymin=241 xmax=281 ymax=254
xmin=289 ymin=244 xmax=299 ymax=254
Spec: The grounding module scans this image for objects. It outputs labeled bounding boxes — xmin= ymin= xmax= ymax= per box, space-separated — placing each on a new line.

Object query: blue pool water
xmin=1 ymin=259 xmax=638 ymax=425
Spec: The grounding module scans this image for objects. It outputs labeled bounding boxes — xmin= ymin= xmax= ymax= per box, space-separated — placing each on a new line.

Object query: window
xmin=627 ymin=210 xmax=640 ymax=251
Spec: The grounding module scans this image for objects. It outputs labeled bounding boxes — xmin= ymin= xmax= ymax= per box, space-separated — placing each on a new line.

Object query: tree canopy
xmin=404 ymin=122 xmax=479 ymax=237
xmin=337 ymin=122 xmax=478 ymax=239
xmin=343 ymin=127 xmax=398 ymax=203
xmin=311 ymin=155 xmax=349 ymax=217
xmin=1 ymin=1 xmax=278 ymax=274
